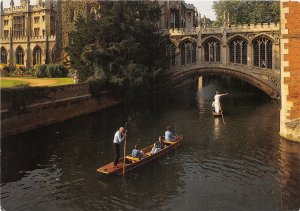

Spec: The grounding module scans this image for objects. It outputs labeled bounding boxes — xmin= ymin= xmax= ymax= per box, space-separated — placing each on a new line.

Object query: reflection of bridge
xmin=165 ymin=23 xmax=280 ymax=98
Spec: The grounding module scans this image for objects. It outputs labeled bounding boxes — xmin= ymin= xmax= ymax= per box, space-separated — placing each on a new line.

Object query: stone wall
xmin=280 ymin=1 xmax=300 ymax=142
xmin=1 ymin=84 xmax=122 ymax=138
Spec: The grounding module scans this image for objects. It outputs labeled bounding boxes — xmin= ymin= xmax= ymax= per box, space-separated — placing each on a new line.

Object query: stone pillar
xmin=197 ymin=30 xmax=202 ymax=67
xmin=280 ymin=1 xmax=300 ymax=142
xmin=247 ymin=43 xmax=252 ymax=68
xmin=221 ymin=28 xmax=227 ymax=66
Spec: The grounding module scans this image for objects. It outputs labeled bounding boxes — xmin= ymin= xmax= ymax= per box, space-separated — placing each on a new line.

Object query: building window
xmin=34 ymin=17 xmax=40 ymax=24
xmin=4 ymin=20 xmax=9 ymax=25
xmin=16 ymin=46 xmax=24 ymax=65
xmin=204 ymin=38 xmax=221 ymax=62
xmin=170 ymin=9 xmax=179 ymax=29
xmin=13 ymin=16 xmax=25 ymax=38
xmin=1 ymin=47 xmax=8 ymax=64
xmin=33 ymin=46 xmax=42 ymax=65
xmin=4 ymin=30 xmax=9 ymax=39
xmin=253 ymin=36 xmax=272 ymax=69
xmin=50 ymin=16 xmax=56 ymax=36
xmin=180 ymin=40 xmax=197 ymax=65
xmin=42 ymin=29 xmax=46 ymax=37
xmin=34 ymin=28 xmax=40 ymax=37
xmin=42 ymin=16 xmax=45 ymax=22
xmin=166 ymin=44 xmax=176 ymax=67
xmin=229 ymin=37 xmax=247 ymax=65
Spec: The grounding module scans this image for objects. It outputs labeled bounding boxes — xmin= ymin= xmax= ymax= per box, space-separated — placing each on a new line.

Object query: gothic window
xmin=13 ymin=16 xmax=25 ymax=38
xmin=34 ymin=28 xmax=40 ymax=37
xmin=181 ymin=43 xmax=185 ymax=65
xmin=16 ymin=46 xmax=24 ymax=65
xmin=33 ymin=46 xmax=42 ymax=65
xmin=253 ymin=36 xmax=272 ymax=69
xmin=229 ymin=37 xmax=247 ymax=65
xmin=170 ymin=9 xmax=179 ymax=29
xmin=166 ymin=44 xmax=176 ymax=67
xmin=50 ymin=16 xmax=56 ymax=36
xmin=192 ymin=43 xmax=197 ymax=63
xmin=204 ymin=38 xmax=221 ymax=62
xmin=180 ymin=40 xmax=197 ymax=65
xmin=1 ymin=47 xmax=8 ymax=64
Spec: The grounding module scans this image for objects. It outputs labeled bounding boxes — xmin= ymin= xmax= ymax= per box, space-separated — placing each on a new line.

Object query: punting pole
xmin=123 ymin=122 xmax=128 ymax=178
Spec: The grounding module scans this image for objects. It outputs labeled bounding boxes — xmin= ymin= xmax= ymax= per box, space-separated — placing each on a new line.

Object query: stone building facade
xmin=0 ymin=0 xmax=57 ymax=67
xmin=158 ymin=1 xmax=198 ymax=30
xmin=0 ymin=0 xmax=198 ymax=67
xmin=280 ymin=1 xmax=300 ymax=142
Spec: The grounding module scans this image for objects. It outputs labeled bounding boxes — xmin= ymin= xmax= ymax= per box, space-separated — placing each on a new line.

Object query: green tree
xmin=212 ymin=0 xmax=279 ymax=25
xmin=66 ymin=1 xmax=170 ymax=91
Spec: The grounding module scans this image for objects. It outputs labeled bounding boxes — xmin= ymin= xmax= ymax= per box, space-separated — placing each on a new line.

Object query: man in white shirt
xmin=113 ymin=127 xmax=126 ymax=166
xmin=214 ymin=91 xmax=228 ymax=113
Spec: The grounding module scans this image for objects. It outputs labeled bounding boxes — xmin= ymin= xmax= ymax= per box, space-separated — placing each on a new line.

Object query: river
xmin=1 ymin=77 xmax=300 ymax=210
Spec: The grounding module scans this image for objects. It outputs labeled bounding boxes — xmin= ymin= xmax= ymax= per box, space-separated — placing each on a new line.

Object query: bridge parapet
xmin=166 ymin=22 xmax=279 ymax=37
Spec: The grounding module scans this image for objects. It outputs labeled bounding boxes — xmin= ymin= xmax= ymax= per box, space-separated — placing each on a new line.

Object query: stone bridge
xmin=164 ymin=23 xmax=280 ymax=99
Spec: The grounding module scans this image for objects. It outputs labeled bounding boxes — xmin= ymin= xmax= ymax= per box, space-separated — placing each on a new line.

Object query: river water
xmin=1 ymin=77 xmax=300 ymax=211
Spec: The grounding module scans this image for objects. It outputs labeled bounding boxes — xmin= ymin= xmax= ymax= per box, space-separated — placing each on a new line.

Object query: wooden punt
xmin=96 ymin=136 xmax=184 ymax=175
xmin=212 ymin=111 xmax=222 ymax=117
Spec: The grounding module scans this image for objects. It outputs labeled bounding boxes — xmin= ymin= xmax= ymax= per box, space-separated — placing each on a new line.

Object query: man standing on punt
xmin=214 ymin=91 xmax=228 ymax=114
xmin=113 ymin=127 xmax=126 ymax=167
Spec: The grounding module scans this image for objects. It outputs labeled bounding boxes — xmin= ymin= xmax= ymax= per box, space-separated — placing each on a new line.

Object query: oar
xmin=123 ymin=122 xmax=128 ymax=178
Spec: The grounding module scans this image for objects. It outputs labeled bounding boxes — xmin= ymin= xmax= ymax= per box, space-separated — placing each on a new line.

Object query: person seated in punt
xmin=132 ymin=144 xmax=145 ymax=159
xmin=151 ymin=136 xmax=165 ymax=155
xmin=165 ymin=126 xmax=177 ymax=142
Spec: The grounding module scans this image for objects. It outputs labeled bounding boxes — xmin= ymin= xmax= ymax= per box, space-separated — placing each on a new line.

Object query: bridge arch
xmin=169 ymin=67 xmax=280 ymax=99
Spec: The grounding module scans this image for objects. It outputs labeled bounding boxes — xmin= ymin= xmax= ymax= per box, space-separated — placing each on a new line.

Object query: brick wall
xmin=280 ymin=1 xmax=300 ymax=142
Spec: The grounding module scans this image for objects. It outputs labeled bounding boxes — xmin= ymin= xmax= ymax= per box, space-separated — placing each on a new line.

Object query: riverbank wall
xmin=1 ymin=84 xmax=122 ymax=138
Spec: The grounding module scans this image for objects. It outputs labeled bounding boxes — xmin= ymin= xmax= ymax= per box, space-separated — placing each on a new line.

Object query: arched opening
xmin=33 ymin=45 xmax=42 ymax=65
xmin=1 ymin=47 xmax=8 ymax=64
xmin=204 ymin=37 xmax=221 ymax=62
xmin=168 ymin=67 xmax=279 ymax=99
xmin=253 ymin=36 xmax=272 ymax=69
xmin=229 ymin=37 xmax=247 ymax=65
xmin=180 ymin=40 xmax=197 ymax=65
xmin=16 ymin=46 xmax=24 ymax=65
xmin=166 ymin=44 xmax=176 ymax=68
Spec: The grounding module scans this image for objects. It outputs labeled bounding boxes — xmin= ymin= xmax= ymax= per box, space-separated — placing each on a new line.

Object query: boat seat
xmin=125 ymin=155 xmax=140 ymax=162
xmin=163 ymin=140 xmax=175 ymax=144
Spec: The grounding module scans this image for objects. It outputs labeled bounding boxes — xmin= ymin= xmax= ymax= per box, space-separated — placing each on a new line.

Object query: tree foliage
xmin=212 ymin=0 xmax=280 ymax=25
xmin=66 ymin=1 xmax=170 ymax=90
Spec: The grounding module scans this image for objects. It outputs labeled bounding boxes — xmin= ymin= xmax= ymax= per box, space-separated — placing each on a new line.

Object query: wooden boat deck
xmin=97 ymin=137 xmax=183 ymax=175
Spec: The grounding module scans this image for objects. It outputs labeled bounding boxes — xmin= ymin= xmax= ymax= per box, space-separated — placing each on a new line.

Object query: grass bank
xmin=0 ymin=77 xmax=73 ymax=88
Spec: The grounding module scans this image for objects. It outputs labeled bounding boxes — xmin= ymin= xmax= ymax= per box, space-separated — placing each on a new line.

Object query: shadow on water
xmin=1 ymin=76 xmax=300 ymax=210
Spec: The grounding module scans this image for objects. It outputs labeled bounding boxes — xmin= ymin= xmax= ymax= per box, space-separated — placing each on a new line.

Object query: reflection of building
xmin=0 ymin=0 xmax=57 ymax=67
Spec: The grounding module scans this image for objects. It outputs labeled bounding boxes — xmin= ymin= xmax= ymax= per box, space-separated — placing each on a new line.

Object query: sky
xmin=186 ymin=0 xmax=216 ymax=20
xmin=2 ymin=0 xmax=216 ymax=20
